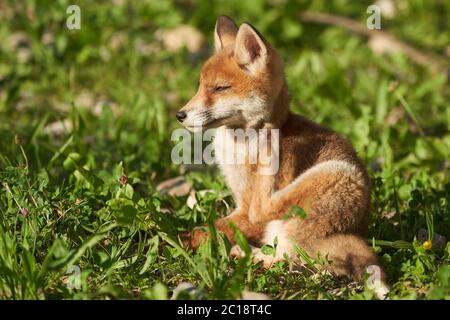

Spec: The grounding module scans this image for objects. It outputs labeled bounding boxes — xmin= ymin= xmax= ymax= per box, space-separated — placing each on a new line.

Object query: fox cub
xmin=176 ymin=16 xmax=388 ymax=297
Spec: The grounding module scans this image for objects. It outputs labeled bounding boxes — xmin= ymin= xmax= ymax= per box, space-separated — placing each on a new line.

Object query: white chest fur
xmin=213 ymin=127 xmax=254 ymax=207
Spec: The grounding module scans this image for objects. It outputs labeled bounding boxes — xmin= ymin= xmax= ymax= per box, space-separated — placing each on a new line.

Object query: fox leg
xmin=243 ymin=160 xmax=388 ymax=297
xmin=247 ymin=160 xmax=371 ymax=260
xmin=255 ymin=218 xmax=381 ymax=277
xmin=180 ymin=209 xmax=266 ymax=249
xmin=252 ymin=219 xmax=389 ymax=299
xmin=250 ymin=160 xmax=371 ymax=233
xmin=224 ymin=160 xmax=369 ymax=252
xmin=230 ymin=160 xmax=370 ymax=263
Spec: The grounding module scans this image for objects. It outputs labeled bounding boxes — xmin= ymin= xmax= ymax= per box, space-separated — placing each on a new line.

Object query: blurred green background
xmin=0 ymin=0 xmax=449 ymax=299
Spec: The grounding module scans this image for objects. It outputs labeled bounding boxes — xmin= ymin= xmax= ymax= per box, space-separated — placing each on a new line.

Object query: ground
xmin=0 ymin=0 xmax=449 ymax=299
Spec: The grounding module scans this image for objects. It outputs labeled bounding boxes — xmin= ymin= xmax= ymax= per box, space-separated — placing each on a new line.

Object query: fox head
xmin=177 ymin=16 xmax=288 ymax=131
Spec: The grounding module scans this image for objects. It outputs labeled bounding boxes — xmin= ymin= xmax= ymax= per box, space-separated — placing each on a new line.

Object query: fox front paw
xmin=229 ymin=245 xmax=247 ymax=258
xmin=229 ymin=245 xmax=281 ymax=269
xmin=179 ymin=228 xmax=209 ymax=250
xmin=251 ymin=248 xmax=282 ymax=269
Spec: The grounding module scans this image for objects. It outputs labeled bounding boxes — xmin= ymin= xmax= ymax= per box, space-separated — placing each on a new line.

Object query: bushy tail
xmin=311 ymin=234 xmax=389 ymax=299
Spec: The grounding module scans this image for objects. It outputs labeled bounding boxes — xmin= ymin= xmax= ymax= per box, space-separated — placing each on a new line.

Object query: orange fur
xmin=177 ymin=16 xmax=387 ymax=297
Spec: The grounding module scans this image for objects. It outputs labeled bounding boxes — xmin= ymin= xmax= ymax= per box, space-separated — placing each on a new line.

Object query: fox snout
xmin=175 ymin=111 xmax=187 ymax=122
xmin=176 ymin=95 xmax=214 ymax=131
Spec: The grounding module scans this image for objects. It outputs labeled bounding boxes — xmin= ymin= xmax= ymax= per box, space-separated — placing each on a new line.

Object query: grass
xmin=0 ymin=0 xmax=449 ymax=300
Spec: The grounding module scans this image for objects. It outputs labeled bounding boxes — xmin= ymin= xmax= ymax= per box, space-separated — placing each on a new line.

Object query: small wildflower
xmin=20 ymin=207 xmax=29 ymax=217
xmin=422 ymin=240 xmax=432 ymax=250
xmin=15 ymin=134 xmax=22 ymax=145
xmin=119 ymin=175 xmax=128 ymax=185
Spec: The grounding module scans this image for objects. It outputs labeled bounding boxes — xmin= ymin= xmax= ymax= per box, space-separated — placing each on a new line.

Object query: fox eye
xmin=213 ymin=85 xmax=231 ymax=92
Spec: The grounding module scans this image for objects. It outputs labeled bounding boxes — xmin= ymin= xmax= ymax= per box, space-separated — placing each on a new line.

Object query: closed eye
xmin=213 ymin=85 xmax=231 ymax=92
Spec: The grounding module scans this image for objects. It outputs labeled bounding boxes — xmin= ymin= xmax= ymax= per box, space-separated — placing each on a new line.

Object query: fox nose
xmin=176 ymin=111 xmax=187 ymax=122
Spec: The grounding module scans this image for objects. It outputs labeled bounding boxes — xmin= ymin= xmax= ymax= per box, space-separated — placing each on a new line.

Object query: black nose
xmin=176 ymin=111 xmax=187 ymax=122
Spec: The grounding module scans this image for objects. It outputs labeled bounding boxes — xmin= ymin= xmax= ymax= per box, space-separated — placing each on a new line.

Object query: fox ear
xmin=214 ymin=15 xmax=238 ymax=52
xmin=234 ymin=23 xmax=268 ymax=75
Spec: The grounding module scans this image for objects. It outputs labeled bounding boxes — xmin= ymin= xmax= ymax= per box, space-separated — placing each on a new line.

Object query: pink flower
xmin=20 ymin=207 xmax=29 ymax=217
xmin=119 ymin=175 xmax=128 ymax=186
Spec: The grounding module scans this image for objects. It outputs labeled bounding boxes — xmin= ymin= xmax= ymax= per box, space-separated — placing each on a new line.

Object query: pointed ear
xmin=214 ymin=15 xmax=238 ymax=52
xmin=234 ymin=23 xmax=268 ymax=75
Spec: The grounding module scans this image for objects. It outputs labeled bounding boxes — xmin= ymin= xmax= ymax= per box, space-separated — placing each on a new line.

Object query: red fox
xmin=176 ymin=16 xmax=388 ymax=298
